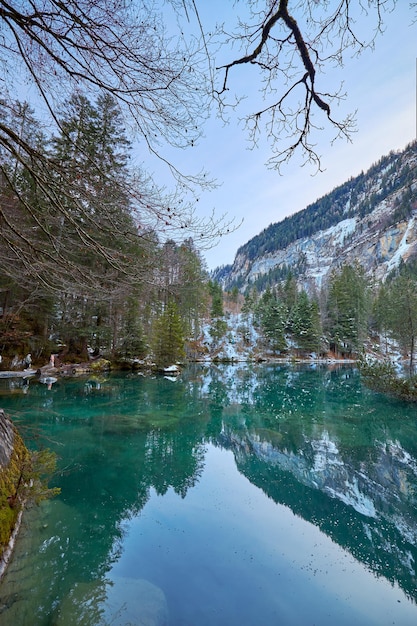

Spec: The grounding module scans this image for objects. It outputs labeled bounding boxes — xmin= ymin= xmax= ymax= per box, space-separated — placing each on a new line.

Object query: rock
xmin=60 ymin=363 xmax=92 ymax=376
xmin=161 ymin=364 xmax=181 ymax=375
xmin=39 ymin=376 xmax=58 ymax=385
xmin=0 ymin=410 xmax=15 ymax=469
xmin=57 ymin=576 xmax=168 ymax=626
xmin=0 ymin=410 xmax=31 ymax=578
xmin=39 ymin=376 xmax=58 ymax=390
xmin=90 ymin=358 xmax=111 ymax=372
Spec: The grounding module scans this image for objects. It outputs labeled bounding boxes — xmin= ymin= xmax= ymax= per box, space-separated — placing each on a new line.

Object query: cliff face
xmin=220 ymin=141 xmax=417 ymax=292
xmin=243 ymin=209 xmax=417 ymax=291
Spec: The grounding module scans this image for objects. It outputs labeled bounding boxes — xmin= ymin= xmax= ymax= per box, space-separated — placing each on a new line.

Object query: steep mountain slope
xmin=217 ymin=141 xmax=417 ymax=292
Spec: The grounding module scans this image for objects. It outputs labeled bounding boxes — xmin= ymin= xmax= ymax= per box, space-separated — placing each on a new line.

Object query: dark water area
xmin=0 ymin=364 xmax=417 ymax=625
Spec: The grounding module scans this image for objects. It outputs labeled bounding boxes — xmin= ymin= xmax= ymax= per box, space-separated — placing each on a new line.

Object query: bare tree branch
xmin=0 ymin=2 xmax=232 ymax=294
xmin=209 ymin=0 xmax=399 ymax=171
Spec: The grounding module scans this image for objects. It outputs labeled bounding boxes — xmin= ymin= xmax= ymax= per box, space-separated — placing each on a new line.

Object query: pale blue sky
xmin=13 ymin=2 xmax=414 ymax=271
xmin=157 ymin=2 xmax=416 ymax=270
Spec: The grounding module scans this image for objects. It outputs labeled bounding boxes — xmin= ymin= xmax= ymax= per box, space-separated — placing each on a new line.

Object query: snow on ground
xmin=198 ymin=313 xmax=261 ymax=362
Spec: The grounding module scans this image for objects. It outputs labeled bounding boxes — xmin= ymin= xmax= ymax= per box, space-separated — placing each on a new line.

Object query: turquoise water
xmin=0 ymin=364 xmax=417 ymax=625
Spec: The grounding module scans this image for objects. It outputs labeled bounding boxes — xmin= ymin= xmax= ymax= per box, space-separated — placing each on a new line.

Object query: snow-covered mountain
xmin=216 ymin=141 xmax=417 ymax=292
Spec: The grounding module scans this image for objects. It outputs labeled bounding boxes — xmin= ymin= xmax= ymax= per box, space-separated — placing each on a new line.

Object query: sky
xmin=11 ymin=2 xmax=415 ymax=272
xmin=153 ymin=1 xmax=417 ymax=271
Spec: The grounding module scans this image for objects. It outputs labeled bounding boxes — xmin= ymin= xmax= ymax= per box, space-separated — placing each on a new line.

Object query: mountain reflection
xmin=1 ymin=364 xmax=417 ymax=624
xmin=201 ymin=364 xmax=417 ymax=602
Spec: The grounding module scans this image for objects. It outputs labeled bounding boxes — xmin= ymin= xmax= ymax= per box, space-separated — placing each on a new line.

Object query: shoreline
xmin=0 ymin=356 xmax=359 ymax=381
xmin=0 ymin=505 xmax=25 ymax=581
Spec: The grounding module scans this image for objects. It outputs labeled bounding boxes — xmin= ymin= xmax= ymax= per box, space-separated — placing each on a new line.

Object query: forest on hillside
xmin=236 ymin=141 xmax=417 ymax=264
xmin=0 ymin=87 xmax=417 ymax=371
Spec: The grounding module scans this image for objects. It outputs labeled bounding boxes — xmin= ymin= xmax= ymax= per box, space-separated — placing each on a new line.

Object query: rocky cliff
xmin=219 ymin=141 xmax=417 ymax=292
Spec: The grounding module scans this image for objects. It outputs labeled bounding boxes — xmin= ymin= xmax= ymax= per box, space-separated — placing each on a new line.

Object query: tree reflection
xmin=1 ymin=365 xmax=417 ymax=623
xmin=205 ymin=365 xmax=417 ymax=603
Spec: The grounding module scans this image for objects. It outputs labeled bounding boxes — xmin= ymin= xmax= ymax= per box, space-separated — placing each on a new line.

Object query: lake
xmin=0 ymin=364 xmax=416 ymax=625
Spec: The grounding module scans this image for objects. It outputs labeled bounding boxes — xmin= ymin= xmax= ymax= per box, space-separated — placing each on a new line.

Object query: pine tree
xmin=373 ymin=281 xmax=391 ymax=354
xmin=0 ymin=101 xmax=52 ymax=289
xmin=50 ymin=92 xmax=149 ymax=357
xmin=207 ymin=280 xmax=227 ymax=343
xmin=157 ymin=239 xmax=208 ymax=341
xmin=256 ymin=289 xmax=288 ymax=353
xmin=242 ymin=289 xmax=256 ymax=316
xmin=290 ymin=291 xmax=321 ymax=354
xmin=51 ymin=92 xmax=135 ymax=262
xmin=152 ymin=300 xmax=185 ymax=367
xmin=208 ymin=281 xmax=224 ymax=318
xmin=379 ymin=270 xmax=417 ymax=374
xmin=326 ymin=263 xmax=369 ymax=355
xmin=281 ymin=273 xmax=298 ymax=312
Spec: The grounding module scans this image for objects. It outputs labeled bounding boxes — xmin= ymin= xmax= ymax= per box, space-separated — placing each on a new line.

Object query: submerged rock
xmin=57 ymin=576 xmax=168 ymax=626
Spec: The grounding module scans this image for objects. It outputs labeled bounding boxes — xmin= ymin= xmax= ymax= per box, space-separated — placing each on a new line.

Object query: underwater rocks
xmin=57 ymin=576 xmax=168 ymax=626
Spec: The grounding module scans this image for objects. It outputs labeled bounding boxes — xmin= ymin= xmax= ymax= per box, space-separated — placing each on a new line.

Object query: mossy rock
xmin=90 ymin=358 xmax=111 ymax=372
xmin=0 ymin=412 xmax=59 ymax=562
xmin=0 ymin=417 xmax=30 ymax=554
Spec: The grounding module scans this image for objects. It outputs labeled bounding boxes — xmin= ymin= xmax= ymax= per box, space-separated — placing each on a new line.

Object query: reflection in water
xmin=210 ymin=366 xmax=417 ymax=602
xmin=0 ymin=365 xmax=416 ymax=624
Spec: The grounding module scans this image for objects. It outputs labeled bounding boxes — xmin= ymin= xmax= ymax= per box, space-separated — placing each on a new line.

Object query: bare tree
xmin=1 ymin=1 xmax=411 ymax=292
xmin=200 ymin=0 xmax=405 ymax=171
xmin=1 ymin=1 xmax=207 ymax=151
xmin=0 ymin=1 xmax=230 ymax=292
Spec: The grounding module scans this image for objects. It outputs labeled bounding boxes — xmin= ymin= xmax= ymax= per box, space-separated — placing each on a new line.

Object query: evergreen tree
xmin=51 ymin=92 xmax=136 ymax=268
xmin=242 ymin=289 xmax=256 ymax=316
xmin=373 ymin=281 xmax=391 ymax=354
xmin=326 ymin=263 xmax=370 ymax=355
xmin=377 ymin=268 xmax=417 ymax=374
xmin=0 ymin=103 xmax=59 ymax=359
xmin=290 ymin=291 xmax=321 ymax=354
xmin=119 ymin=296 xmax=147 ymax=360
xmin=227 ymin=286 xmax=239 ymax=313
xmin=50 ymin=92 xmax=151 ymax=357
xmin=281 ymin=273 xmax=298 ymax=313
xmin=157 ymin=239 xmax=208 ymax=340
xmin=179 ymin=241 xmax=208 ymax=340
xmin=0 ymin=101 xmax=53 ymax=293
xmin=256 ymin=289 xmax=288 ymax=353
xmin=208 ymin=281 xmax=224 ymax=318
xmin=152 ymin=300 xmax=186 ymax=367
xmin=207 ymin=280 xmax=227 ymax=343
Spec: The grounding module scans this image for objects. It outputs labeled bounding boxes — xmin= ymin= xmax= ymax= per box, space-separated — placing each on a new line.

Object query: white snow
xmin=325 ymin=478 xmax=377 ymax=518
xmin=384 ymin=216 xmax=415 ymax=274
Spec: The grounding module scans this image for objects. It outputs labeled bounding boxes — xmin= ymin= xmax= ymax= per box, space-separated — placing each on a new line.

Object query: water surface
xmin=0 ymin=364 xmax=416 ymax=625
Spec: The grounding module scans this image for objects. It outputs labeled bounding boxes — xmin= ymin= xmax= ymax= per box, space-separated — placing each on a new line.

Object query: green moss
xmin=0 ymin=422 xmax=60 ymax=559
xmin=90 ymin=358 xmax=111 ymax=372
xmin=0 ymin=427 xmax=30 ymax=553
